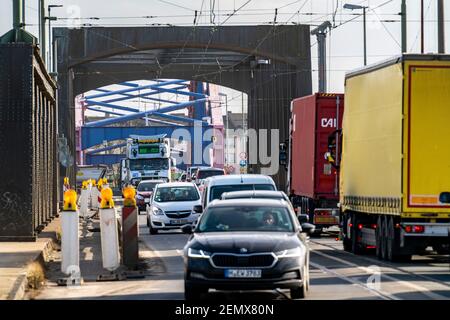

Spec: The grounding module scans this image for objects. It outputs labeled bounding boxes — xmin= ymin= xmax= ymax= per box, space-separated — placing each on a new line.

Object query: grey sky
xmin=1 ymin=0 xmax=449 ymax=109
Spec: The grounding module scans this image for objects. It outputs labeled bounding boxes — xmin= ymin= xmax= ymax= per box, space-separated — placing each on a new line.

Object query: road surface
xmin=33 ymin=213 xmax=450 ymax=300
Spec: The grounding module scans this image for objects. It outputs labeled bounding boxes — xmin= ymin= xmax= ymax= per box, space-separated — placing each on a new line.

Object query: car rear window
xmin=197 ymin=206 xmax=294 ymax=233
xmin=210 ymin=184 xmax=275 ymax=201
xmin=137 ymin=182 xmax=160 ymax=191
xmin=197 ymin=170 xmax=224 ymax=179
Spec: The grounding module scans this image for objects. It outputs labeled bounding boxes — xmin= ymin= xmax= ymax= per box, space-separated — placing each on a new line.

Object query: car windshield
xmin=197 ymin=170 xmax=224 ymax=179
xmin=154 ymin=186 xmax=199 ymax=202
xmin=130 ymin=158 xmax=169 ymax=171
xmin=137 ymin=182 xmax=160 ymax=191
xmin=210 ymin=184 xmax=275 ymax=201
xmin=197 ymin=206 xmax=294 ymax=233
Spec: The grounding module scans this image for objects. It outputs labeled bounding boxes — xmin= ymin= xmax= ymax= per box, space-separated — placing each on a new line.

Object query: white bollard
xmin=60 ymin=190 xmax=80 ymax=276
xmin=100 ymin=208 xmax=120 ymax=271
xmin=61 ymin=211 xmax=80 ymax=274
xmin=91 ymin=186 xmax=100 ymax=210
xmin=99 ymin=187 xmax=120 ymax=271
xmin=79 ymin=188 xmax=89 ymax=219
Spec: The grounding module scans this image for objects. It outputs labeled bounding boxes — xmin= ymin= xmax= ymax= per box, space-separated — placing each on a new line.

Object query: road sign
xmin=240 ymin=152 xmax=247 ymax=160
xmin=240 ymin=160 xmax=247 ymax=167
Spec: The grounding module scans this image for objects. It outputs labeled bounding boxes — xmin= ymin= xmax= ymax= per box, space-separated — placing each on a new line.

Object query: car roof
xmin=221 ymin=190 xmax=287 ymax=200
xmin=197 ymin=167 xmax=223 ymax=171
xmin=155 ymin=181 xmax=197 ymax=188
xmin=208 ymin=198 xmax=289 ymax=208
xmin=138 ymin=180 xmax=165 ymax=184
xmin=204 ymin=174 xmax=276 ymax=186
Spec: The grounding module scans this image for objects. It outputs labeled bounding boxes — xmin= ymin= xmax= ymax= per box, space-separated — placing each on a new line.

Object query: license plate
xmin=144 ymin=198 xmax=150 ymax=203
xmin=314 ymin=216 xmax=338 ymax=225
xmin=171 ymin=219 xmax=188 ymax=225
xmin=224 ymin=269 xmax=262 ymax=278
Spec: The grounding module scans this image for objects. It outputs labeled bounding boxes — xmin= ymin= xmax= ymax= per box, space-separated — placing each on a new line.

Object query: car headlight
xmin=188 ymin=248 xmax=211 ymax=259
xmin=136 ymin=194 xmax=144 ymax=200
xmin=275 ymin=247 xmax=302 ymax=258
xmin=152 ymin=207 xmax=164 ymax=216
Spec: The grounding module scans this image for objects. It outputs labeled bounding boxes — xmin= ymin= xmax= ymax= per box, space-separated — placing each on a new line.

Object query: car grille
xmin=211 ymin=254 xmax=275 ymax=268
xmin=165 ymin=211 xmax=191 ymax=219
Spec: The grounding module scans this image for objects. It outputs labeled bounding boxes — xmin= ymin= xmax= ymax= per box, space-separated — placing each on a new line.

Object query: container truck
xmin=120 ymin=134 xmax=176 ymax=187
xmin=286 ymin=93 xmax=344 ymax=233
xmin=339 ymin=54 xmax=450 ymax=261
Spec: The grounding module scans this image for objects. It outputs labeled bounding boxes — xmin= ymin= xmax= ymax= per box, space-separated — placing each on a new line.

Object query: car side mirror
xmin=300 ymin=223 xmax=316 ymax=235
xmin=181 ymin=224 xmax=193 ymax=234
xmin=298 ymin=214 xmax=309 ymax=224
xmin=193 ymin=205 xmax=203 ymax=214
xmin=439 ymin=192 xmax=450 ymax=204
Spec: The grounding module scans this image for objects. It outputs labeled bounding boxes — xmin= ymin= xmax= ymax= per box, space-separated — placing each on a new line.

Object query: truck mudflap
xmin=313 ymin=208 xmax=340 ymax=226
xmin=401 ymin=223 xmax=450 ymax=237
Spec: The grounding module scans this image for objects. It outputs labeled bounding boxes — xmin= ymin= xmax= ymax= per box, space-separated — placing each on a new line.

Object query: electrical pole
xmin=421 ymin=0 xmax=425 ymax=53
xmin=438 ymin=0 xmax=445 ymax=53
xmin=311 ymin=21 xmax=332 ymax=93
xmin=401 ymin=0 xmax=407 ymax=53
xmin=39 ymin=0 xmax=46 ymax=64
xmin=363 ymin=7 xmax=367 ymax=65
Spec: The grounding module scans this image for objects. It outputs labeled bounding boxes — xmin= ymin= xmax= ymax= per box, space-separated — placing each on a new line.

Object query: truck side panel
xmin=291 ymin=95 xmax=316 ymax=198
xmin=341 ymin=63 xmax=403 ymax=213
xmin=403 ymin=62 xmax=450 ymax=214
xmin=314 ymin=95 xmax=344 ymax=198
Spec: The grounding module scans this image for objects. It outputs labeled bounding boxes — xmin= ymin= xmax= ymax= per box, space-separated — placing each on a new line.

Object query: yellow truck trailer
xmin=340 ymin=54 xmax=450 ymax=261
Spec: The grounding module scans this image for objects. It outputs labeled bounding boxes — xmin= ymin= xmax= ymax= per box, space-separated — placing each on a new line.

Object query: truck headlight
xmin=152 ymin=207 xmax=164 ymax=216
xmin=275 ymin=247 xmax=302 ymax=258
xmin=188 ymin=248 xmax=211 ymax=259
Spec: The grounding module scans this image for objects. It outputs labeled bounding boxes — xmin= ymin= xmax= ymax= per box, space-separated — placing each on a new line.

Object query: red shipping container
xmin=289 ymin=93 xmax=344 ymax=201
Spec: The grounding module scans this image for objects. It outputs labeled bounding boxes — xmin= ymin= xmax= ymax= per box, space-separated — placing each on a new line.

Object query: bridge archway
xmin=55 ymin=25 xmax=312 ymax=188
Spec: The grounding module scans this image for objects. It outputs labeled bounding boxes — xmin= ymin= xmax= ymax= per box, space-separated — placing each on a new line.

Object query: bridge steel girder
xmin=84 ymin=98 xmax=209 ymax=127
xmin=82 ymin=125 xmax=213 ymax=167
xmin=85 ymin=153 xmax=125 ymax=165
xmin=55 ymin=25 xmax=312 ymax=189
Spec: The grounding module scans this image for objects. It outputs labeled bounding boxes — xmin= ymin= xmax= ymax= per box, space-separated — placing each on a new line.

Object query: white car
xmin=146 ymin=182 xmax=202 ymax=234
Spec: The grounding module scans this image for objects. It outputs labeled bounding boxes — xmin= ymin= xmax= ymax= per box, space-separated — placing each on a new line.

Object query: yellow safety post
xmin=122 ymin=186 xmax=136 ymax=207
xmin=63 ymin=189 xmax=77 ymax=211
xmin=122 ymin=185 xmax=139 ymax=268
xmin=100 ymin=187 xmax=114 ymax=209
xmin=99 ymin=186 xmax=120 ymax=272
xmin=61 ymin=189 xmax=81 ymax=281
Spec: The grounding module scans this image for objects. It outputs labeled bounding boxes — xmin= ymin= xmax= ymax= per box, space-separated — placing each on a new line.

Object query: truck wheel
xmin=342 ymin=214 xmax=352 ymax=252
xmin=386 ymin=216 xmax=395 ymax=261
xmin=381 ymin=216 xmax=388 ymax=260
xmin=376 ymin=216 xmax=383 ymax=259
xmin=351 ymin=213 xmax=363 ymax=255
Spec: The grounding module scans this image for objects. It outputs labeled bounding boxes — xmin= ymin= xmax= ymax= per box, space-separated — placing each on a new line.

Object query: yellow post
xmin=122 ymin=186 xmax=136 ymax=207
xmin=63 ymin=189 xmax=78 ymax=211
xmin=100 ymin=187 xmax=115 ymax=209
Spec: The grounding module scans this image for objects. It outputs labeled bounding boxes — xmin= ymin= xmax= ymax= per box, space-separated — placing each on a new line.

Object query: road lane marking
xmin=309 ymin=261 xmax=396 ymax=300
xmin=311 ymin=239 xmax=450 ymax=290
xmin=311 ymin=244 xmax=449 ymax=300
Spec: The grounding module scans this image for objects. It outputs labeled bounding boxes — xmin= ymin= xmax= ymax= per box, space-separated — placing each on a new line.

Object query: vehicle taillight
xmin=404 ymin=225 xmax=425 ymax=233
xmin=358 ymin=224 xmax=363 ymax=230
xmin=371 ymin=224 xmax=377 ymax=229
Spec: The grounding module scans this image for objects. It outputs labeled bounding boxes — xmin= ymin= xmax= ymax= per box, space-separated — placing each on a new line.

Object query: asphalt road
xmin=137 ymin=214 xmax=450 ymax=300
xmin=33 ymin=211 xmax=450 ymax=300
